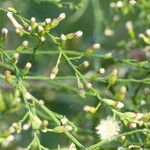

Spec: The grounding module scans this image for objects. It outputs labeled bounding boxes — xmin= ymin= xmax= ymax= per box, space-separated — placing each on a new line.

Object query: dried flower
xmin=96 ymin=116 xmax=120 ymax=140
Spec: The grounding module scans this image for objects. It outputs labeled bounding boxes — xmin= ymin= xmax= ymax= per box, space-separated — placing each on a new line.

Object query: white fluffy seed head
xmin=75 ymin=31 xmax=83 ymax=37
xmin=96 ymin=116 xmax=120 ymax=140
xmin=45 ymin=18 xmax=51 ymax=24
xmin=22 ymin=40 xmax=28 ymax=47
xmin=59 ymin=13 xmax=66 ymax=20
xmin=93 ymin=43 xmax=101 ymax=50
xmin=25 ymin=62 xmax=32 ymax=69
xmin=61 ymin=34 xmax=67 ymax=41
xmin=2 ymin=28 xmax=8 ymax=35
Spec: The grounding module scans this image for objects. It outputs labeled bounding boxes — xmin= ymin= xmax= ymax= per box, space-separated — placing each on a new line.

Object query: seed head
xmin=96 ymin=116 xmax=120 ymax=140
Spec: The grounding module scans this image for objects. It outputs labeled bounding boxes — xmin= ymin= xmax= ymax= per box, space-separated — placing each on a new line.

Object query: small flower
xmin=96 ymin=116 xmax=120 ymax=140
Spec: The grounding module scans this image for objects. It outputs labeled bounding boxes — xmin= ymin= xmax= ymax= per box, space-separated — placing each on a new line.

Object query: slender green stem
xmin=87 ymin=129 xmax=150 ymax=150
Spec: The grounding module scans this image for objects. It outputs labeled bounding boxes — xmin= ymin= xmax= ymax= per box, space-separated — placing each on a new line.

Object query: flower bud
xmin=75 ymin=31 xmax=83 ymax=37
xmin=108 ymin=69 xmax=118 ymax=85
xmin=83 ymin=105 xmax=96 ymax=113
xmin=29 ymin=112 xmax=42 ymax=129
xmin=25 ymin=62 xmax=32 ymax=69
xmin=86 ymin=82 xmax=92 ymax=89
xmin=61 ymin=34 xmax=67 ymax=41
xmin=116 ymin=86 xmax=127 ymax=101
xmin=58 ymin=13 xmax=66 ymax=20
xmin=146 ymin=29 xmax=150 ymax=37
xmin=25 ymin=92 xmax=32 ymax=100
xmin=50 ymin=67 xmax=58 ymax=79
xmin=4 ymin=71 xmax=13 ymax=85
xmin=11 ymin=52 xmax=19 ymax=64
xmin=1 ymin=28 xmax=8 ymax=38
xmin=30 ymin=17 xmax=37 ymax=29
xmin=129 ymin=0 xmax=136 ymax=5
xmin=69 ymin=143 xmax=77 ymax=150
xmin=7 ymin=12 xmax=23 ymax=30
xmin=92 ymin=43 xmax=100 ymax=50
xmin=40 ymin=36 xmax=46 ymax=42
xmin=98 ymin=68 xmax=105 ymax=75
